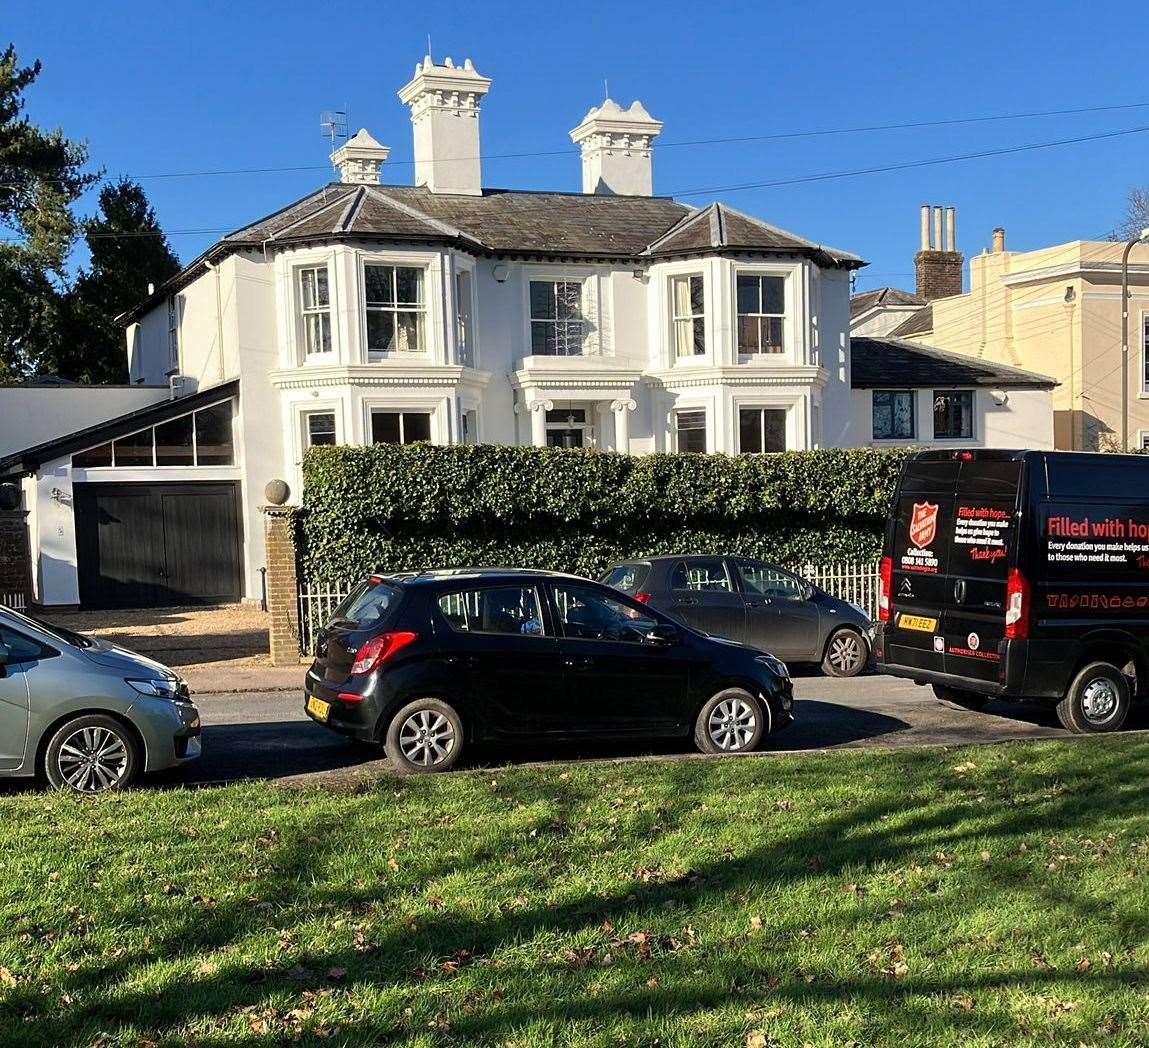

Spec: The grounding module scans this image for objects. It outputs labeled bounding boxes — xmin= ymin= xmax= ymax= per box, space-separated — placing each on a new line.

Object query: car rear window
xmin=602 ymin=563 xmax=650 ymax=594
xmin=329 ymin=578 xmax=403 ymax=629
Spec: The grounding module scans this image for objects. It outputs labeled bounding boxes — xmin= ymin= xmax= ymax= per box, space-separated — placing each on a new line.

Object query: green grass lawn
xmin=2 ymin=740 xmax=1149 ymax=1047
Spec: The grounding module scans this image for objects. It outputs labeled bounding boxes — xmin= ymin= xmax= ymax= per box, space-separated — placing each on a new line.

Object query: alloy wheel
xmin=707 ymin=697 xmax=757 ymax=751
xmin=56 ymin=726 xmax=130 ymax=793
xmin=398 ymin=709 xmax=457 ymax=767
xmin=828 ymin=632 xmax=864 ymax=674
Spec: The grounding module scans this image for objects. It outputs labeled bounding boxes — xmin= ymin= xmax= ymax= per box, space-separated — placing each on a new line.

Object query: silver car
xmin=0 ymin=605 xmax=201 ymax=792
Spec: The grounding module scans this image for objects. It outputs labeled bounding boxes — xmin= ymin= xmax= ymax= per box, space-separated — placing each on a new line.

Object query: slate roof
xmin=644 ymin=202 xmax=863 ymax=267
xmin=849 ymin=286 xmax=924 ymax=319
xmin=887 ymin=303 xmax=934 ymax=338
xmin=120 ymin=184 xmax=866 ymax=323
xmin=850 ymin=337 xmax=1056 ymax=390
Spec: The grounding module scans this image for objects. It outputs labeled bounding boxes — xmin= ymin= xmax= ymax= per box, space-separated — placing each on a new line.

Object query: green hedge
xmin=297 ymin=444 xmax=909 ymax=583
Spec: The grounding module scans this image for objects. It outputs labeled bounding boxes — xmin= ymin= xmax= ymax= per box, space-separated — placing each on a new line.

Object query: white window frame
xmin=736 ymin=404 xmax=790 ymax=454
xmin=296 ymin=264 xmax=333 ymax=358
xmin=673 ymin=407 xmax=708 ymax=453
xmin=1142 ymin=312 xmax=1149 ymax=395
xmin=166 ymin=295 xmax=180 ymax=373
xmin=302 ymin=410 xmax=338 ymax=450
xmin=368 ymin=408 xmax=434 ymax=446
xmin=544 ymin=404 xmax=596 ymax=448
xmin=735 ymin=271 xmax=787 ymax=359
xmin=932 ymin=389 xmax=976 ymax=441
xmin=871 ymin=389 xmax=916 ymax=441
xmin=669 ymin=273 xmax=706 ymax=361
xmin=362 ymin=261 xmax=428 ymax=359
xmin=454 ymin=263 xmax=478 ymax=368
xmin=527 ymin=277 xmax=587 ymax=357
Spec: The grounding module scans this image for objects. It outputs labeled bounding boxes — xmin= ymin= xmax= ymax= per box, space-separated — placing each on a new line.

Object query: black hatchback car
xmin=304 ymin=569 xmax=794 ymax=772
xmin=601 ymin=556 xmax=872 ymax=676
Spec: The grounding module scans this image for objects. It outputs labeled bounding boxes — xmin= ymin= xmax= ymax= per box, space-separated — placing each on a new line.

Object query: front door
xmin=549 ymin=582 xmax=695 ymax=736
xmin=664 ymin=559 xmax=747 ymax=642
xmin=0 ymin=624 xmax=33 ymax=771
xmin=733 ymin=560 xmax=821 ymax=660
xmin=433 ymin=583 xmax=567 ymax=738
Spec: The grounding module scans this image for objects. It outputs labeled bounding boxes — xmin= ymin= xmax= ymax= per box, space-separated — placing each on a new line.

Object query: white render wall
xmin=0 ymin=386 xmax=168 ymax=458
xmin=845 ymin=386 xmax=1055 ymax=450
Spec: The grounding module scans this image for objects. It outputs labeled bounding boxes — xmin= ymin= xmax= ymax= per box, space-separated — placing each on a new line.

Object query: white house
xmin=0 ymin=56 xmax=1057 ymax=610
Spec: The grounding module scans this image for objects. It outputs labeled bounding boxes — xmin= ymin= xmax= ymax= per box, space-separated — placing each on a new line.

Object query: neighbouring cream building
xmin=875 ymin=208 xmax=1149 ymax=452
xmin=0 ymin=62 xmax=1057 ymax=610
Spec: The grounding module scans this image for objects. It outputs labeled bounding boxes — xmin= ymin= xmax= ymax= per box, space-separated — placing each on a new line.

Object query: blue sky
xmin=9 ymin=0 xmax=1149 ymax=291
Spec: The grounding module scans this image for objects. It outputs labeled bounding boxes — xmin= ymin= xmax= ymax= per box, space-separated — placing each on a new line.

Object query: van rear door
xmin=941 ymin=458 xmax=1023 ymax=685
xmin=886 ymin=457 xmax=960 ymax=675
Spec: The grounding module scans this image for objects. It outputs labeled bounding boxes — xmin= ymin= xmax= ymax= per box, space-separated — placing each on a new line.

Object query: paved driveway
xmin=174 ymin=674 xmax=1148 ymax=786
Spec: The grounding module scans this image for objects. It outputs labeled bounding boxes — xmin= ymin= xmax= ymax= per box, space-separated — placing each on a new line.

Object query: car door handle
xmin=744 ymin=598 xmax=771 ymax=608
xmin=563 ymin=656 xmax=594 ymax=670
xmin=954 ymin=579 xmax=967 ymax=604
xmin=675 ymin=597 xmax=698 ymax=606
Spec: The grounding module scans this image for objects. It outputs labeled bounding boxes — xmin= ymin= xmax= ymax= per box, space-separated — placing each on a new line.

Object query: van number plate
xmin=898 ymin=613 xmax=938 ymax=632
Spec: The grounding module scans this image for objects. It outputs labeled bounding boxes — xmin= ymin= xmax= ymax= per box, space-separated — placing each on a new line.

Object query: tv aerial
xmin=320 ymin=109 xmax=349 ymax=150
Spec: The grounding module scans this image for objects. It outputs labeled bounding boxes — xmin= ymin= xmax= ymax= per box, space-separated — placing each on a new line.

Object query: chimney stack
xmin=331 ymin=128 xmax=390 ymax=185
xmin=570 ymin=99 xmax=663 ymax=196
xmin=914 ymin=203 xmax=964 ymax=300
xmin=992 ymin=227 xmax=1006 ymax=253
xmin=398 ymin=56 xmax=491 ymax=195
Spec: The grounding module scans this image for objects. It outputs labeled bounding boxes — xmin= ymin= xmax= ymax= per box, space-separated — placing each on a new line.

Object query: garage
xmin=74 ymin=482 xmax=243 ymax=608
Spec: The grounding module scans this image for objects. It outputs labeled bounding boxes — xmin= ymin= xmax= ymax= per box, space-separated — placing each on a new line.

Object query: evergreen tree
xmin=0 ymin=44 xmax=95 ymax=378
xmin=56 ymin=178 xmax=181 ymax=382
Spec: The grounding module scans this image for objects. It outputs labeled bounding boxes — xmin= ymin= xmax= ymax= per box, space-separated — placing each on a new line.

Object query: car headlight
xmin=126 ymin=678 xmax=184 ymax=700
xmin=756 ymin=654 xmax=789 ymax=680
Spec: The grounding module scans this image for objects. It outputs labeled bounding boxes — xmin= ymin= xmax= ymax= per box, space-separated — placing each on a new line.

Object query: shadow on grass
xmin=6 ymin=739 xmax=1149 ymax=1045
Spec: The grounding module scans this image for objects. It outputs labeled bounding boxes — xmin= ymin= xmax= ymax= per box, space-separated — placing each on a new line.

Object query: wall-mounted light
xmin=493 ymin=264 xmax=509 ymax=283
xmin=990 ymin=390 xmax=1009 ymax=407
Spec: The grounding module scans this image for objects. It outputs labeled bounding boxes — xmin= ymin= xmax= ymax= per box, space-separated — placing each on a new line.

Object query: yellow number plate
xmin=898 ymin=613 xmax=938 ymax=633
xmin=306 ymin=695 xmax=331 ymax=722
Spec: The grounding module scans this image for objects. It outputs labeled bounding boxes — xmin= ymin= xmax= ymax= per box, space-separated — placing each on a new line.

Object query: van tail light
xmin=350 ymin=631 xmax=418 ymax=675
xmin=1004 ymin=568 xmax=1030 ymax=640
xmin=634 ymin=592 xmax=652 ymax=605
xmin=878 ymin=556 xmax=893 ymax=622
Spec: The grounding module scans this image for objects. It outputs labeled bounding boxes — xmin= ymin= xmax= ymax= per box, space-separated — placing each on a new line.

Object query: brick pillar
xmin=262 ymin=506 xmax=301 ymax=666
xmin=0 ymin=510 xmax=33 ymax=611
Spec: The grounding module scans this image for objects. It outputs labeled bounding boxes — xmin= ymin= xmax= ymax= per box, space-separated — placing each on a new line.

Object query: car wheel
xmin=694 ymin=688 xmax=766 ymax=755
xmin=385 ymin=698 xmax=464 ymax=774
xmin=931 ymin=684 xmax=990 ymax=711
xmin=44 ymin=714 xmax=141 ymax=793
xmin=1056 ymin=661 xmax=1130 ymax=734
xmin=822 ymin=628 xmax=868 ymax=677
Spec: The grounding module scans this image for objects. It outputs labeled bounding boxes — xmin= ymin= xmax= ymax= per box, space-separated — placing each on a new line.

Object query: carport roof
xmin=0 ymin=380 xmax=239 ymax=477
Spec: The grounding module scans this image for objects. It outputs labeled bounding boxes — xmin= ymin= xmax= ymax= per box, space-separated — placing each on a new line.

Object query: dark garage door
xmin=74 ymin=482 xmax=243 ymax=608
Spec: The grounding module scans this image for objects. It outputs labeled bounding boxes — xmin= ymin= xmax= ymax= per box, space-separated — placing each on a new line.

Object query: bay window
xmin=365 ymin=264 xmax=425 ymax=355
xmin=675 ymin=409 xmax=707 ymax=453
xmin=670 ymin=274 xmax=705 ymax=358
xmin=370 ymin=410 xmax=432 ymax=445
xmin=736 ymin=274 xmax=785 ymax=355
xmin=738 ymin=407 xmax=787 ymax=453
xmin=530 ymin=280 xmax=585 ymax=356
xmin=872 ymin=390 xmax=915 ymax=440
xmin=298 ymin=266 xmax=331 ymax=355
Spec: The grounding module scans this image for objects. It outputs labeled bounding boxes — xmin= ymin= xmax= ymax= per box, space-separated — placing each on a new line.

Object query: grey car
xmin=0 ymin=605 xmax=201 ymax=792
xmin=601 ymin=556 xmax=872 ymax=676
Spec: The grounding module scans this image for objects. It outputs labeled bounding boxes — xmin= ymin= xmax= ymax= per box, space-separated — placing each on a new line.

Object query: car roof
xmin=366 ymin=568 xmax=594 ymax=588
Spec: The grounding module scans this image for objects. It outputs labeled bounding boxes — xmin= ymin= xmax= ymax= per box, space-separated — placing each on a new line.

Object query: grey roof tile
xmin=850 ymin=337 xmax=1056 ymax=389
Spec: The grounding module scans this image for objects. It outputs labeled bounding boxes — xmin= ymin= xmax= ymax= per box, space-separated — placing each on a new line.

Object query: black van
xmin=874 ymin=449 xmax=1149 ymax=733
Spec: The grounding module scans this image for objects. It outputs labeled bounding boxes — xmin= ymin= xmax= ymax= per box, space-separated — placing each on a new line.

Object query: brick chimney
xmin=914 ymin=204 xmax=964 ymax=300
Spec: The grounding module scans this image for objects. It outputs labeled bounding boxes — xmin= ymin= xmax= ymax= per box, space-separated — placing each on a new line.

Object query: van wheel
xmin=44 ymin=714 xmax=141 ymax=793
xmin=822 ymin=628 xmax=868 ymax=677
xmin=694 ymin=688 xmax=766 ymax=755
xmin=385 ymin=698 xmax=464 ymax=774
xmin=1057 ymin=662 xmax=1130 ymax=734
xmin=932 ymin=684 xmax=990 ymax=712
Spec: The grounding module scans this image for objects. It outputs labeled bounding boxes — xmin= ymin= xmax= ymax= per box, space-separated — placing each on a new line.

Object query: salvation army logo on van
xmin=909 ymin=502 xmax=939 ymax=550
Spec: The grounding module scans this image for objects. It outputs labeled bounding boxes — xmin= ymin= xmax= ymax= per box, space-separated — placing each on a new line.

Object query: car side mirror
xmin=802 ymin=583 xmax=815 ymax=601
xmin=643 ymin=624 xmax=680 ymax=646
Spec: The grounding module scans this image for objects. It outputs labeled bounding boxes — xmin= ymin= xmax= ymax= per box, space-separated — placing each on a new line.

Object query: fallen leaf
xmin=0 ymin=968 xmax=17 ymax=987
xmin=1074 ymin=957 xmax=1091 ymax=974
xmin=952 ymin=995 xmax=975 ymax=1010
xmin=750 ymin=916 xmax=763 ymax=930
